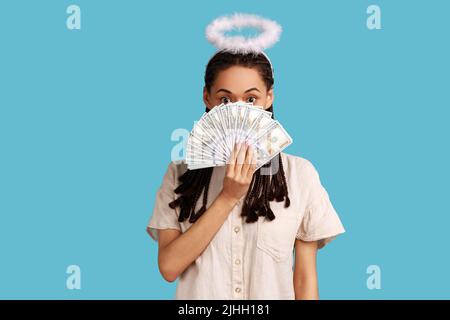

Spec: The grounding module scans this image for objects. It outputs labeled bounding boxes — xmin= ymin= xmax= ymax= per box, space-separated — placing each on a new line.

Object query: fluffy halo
xmin=205 ymin=13 xmax=282 ymax=54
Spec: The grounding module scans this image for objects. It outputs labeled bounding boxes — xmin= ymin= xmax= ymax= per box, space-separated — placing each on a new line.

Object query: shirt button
xmin=235 ymin=259 xmax=241 ymax=265
xmin=235 ymin=287 xmax=241 ymax=293
xmin=234 ymin=226 xmax=240 ymax=233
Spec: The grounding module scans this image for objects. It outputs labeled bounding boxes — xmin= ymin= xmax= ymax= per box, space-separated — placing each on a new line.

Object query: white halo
xmin=205 ymin=13 xmax=282 ymax=54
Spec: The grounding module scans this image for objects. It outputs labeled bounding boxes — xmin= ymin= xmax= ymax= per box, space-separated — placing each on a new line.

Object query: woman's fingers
xmin=226 ymin=143 xmax=238 ymax=177
xmin=227 ymin=142 xmax=257 ymax=179
xmin=247 ymin=146 xmax=258 ymax=179
xmin=241 ymin=145 xmax=254 ymax=177
xmin=235 ymin=143 xmax=247 ymax=176
xmin=222 ymin=142 xmax=258 ymax=202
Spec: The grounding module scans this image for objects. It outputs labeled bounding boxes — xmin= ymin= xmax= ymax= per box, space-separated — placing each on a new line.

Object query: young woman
xmin=146 ymin=49 xmax=346 ymax=300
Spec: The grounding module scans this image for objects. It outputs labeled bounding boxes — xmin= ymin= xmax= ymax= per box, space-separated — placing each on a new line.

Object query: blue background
xmin=0 ymin=0 xmax=449 ymax=299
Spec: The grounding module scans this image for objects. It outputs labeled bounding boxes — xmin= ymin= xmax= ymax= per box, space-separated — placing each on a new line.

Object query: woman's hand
xmin=220 ymin=142 xmax=257 ymax=203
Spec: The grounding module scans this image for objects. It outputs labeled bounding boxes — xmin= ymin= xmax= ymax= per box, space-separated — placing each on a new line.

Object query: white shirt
xmin=146 ymin=152 xmax=345 ymax=299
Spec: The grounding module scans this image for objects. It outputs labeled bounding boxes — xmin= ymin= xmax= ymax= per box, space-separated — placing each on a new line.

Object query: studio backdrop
xmin=0 ymin=0 xmax=449 ymax=299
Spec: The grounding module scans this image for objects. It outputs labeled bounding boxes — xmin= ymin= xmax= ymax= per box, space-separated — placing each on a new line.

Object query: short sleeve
xmin=146 ymin=161 xmax=182 ymax=241
xmin=296 ymin=160 xmax=346 ymax=249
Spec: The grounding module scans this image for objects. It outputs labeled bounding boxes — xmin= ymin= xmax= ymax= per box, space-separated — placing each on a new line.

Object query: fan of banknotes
xmin=185 ymin=101 xmax=293 ymax=170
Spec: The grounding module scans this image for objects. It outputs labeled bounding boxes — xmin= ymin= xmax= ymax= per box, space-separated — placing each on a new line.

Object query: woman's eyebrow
xmin=215 ymin=87 xmax=261 ymax=94
xmin=244 ymin=87 xmax=261 ymax=93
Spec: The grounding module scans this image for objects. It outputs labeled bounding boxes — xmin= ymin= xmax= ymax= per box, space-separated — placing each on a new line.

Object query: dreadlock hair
xmin=169 ymin=50 xmax=291 ymax=224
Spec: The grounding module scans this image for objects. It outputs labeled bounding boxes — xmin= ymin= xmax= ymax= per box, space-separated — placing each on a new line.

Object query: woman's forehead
xmin=212 ymin=66 xmax=266 ymax=93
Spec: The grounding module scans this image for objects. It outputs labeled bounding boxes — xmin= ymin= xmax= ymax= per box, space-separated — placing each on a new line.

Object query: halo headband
xmin=205 ymin=13 xmax=282 ymax=54
xmin=205 ymin=13 xmax=282 ymax=77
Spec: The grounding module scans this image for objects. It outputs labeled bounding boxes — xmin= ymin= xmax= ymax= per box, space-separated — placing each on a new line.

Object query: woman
xmin=146 ymin=48 xmax=346 ymax=300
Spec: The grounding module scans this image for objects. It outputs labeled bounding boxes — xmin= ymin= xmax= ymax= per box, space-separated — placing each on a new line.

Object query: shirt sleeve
xmin=146 ymin=161 xmax=182 ymax=242
xmin=296 ymin=160 xmax=346 ymax=249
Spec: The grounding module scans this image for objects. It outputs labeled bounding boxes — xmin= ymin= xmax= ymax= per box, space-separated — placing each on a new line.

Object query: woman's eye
xmin=221 ymin=97 xmax=231 ymax=104
xmin=247 ymin=97 xmax=256 ymax=103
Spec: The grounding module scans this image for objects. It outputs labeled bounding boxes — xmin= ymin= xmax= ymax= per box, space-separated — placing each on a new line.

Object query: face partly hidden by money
xmin=185 ymin=101 xmax=293 ymax=170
